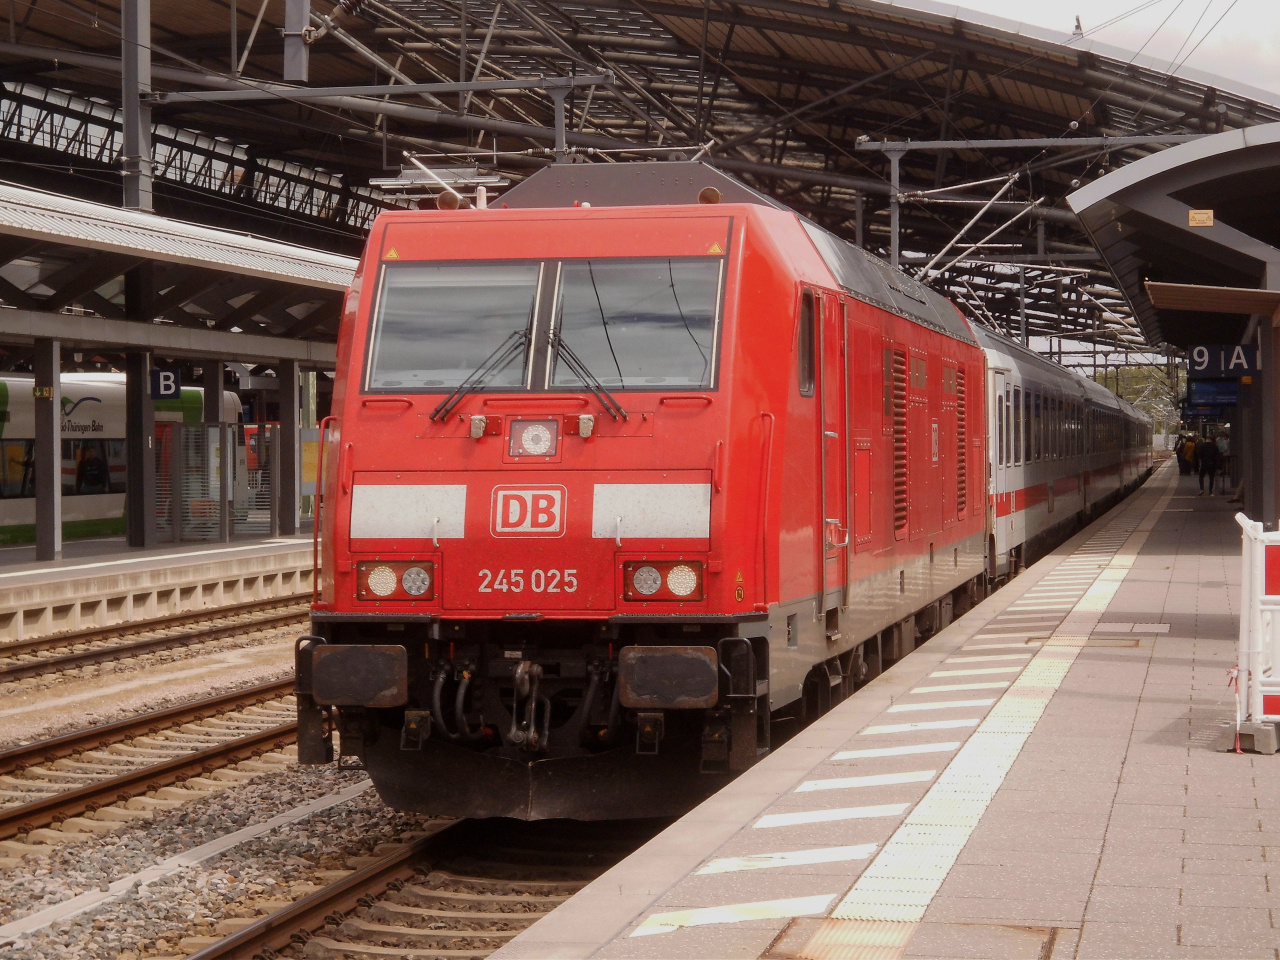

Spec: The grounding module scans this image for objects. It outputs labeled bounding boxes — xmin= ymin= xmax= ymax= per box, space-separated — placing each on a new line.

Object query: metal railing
xmin=155 ymin=423 xmax=279 ymax=542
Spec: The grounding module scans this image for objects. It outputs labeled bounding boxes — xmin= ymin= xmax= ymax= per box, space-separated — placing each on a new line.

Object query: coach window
xmin=997 ymin=394 xmax=1005 ymax=465
xmin=1012 ymin=386 xmax=1022 ymax=463
xmin=1033 ymin=392 xmax=1042 ymax=461
xmin=1023 ymin=390 xmax=1032 ymax=464
xmin=0 ymin=440 xmax=32 ymax=497
xmin=1053 ymin=397 xmax=1060 ymax=459
xmin=797 ymin=290 xmax=816 ymax=397
xmin=1005 ymin=389 xmax=1012 ymax=465
xmin=1051 ymin=397 xmax=1058 ymax=459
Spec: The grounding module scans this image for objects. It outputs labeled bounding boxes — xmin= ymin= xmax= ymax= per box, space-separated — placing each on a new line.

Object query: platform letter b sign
xmin=150 ymin=369 xmax=181 ymax=400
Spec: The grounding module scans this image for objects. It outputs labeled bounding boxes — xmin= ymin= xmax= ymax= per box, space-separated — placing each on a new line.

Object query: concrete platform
xmin=0 ymin=536 xmax=313 ymax=641
xmin=494 ymin=461 xmax=1272 ymax=960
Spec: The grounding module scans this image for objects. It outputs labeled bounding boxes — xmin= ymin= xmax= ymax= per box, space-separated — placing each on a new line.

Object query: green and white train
xmin=0 ymin=374 xmax=239 ymax=544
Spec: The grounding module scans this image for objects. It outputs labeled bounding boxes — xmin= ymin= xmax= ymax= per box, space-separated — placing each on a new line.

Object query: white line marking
xmin=755 ymin=803 xmax=909 ymax=829
xmin=930 ymin=666 xmax=1023 ymax=677
xmin=696 ymin=844 xmax=878 ymax=875
xmin=972 ymin=625 xmax=1056 ymax=632
xmin=964 ymin=642 xmax=1042 ymax=650
xmin=887 ymin=699 xmax=996 ymax=713
xmin=796 ymin=770 xmax=936 ymax=792
xmin=831 ymin=742 xmax=960 ymax=761
xmin=970 ymin=629 xmax=1054 ymax=636
xmin=910 ymin=682 xmax=1010 ymax=694
xmin=983 ymin=613 xmax=1064 ymax=620
xmin=631 ymin=894 xmax=836 ymax=936
xmin=861 ymin=718 xmax=981 ymax=735
xmin=946 ymin=653 xmax=1033 ymax=663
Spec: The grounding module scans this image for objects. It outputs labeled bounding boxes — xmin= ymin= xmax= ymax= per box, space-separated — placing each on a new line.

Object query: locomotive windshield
xmin=551 ymin=259 xmax=720 ymax=389
xmin=366 ymin=262 xmax=541 ymax=391
xmin=364 ymin=257 xmax=722 ymax=393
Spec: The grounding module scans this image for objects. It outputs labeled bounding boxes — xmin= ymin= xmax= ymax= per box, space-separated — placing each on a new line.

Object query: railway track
xmin=0 ymin=597 xmax=308 ymax=684
xmin=187 ymin=817 xmax=665 ymax=960
xmin=0 ymin=678 xmax=298 ymax=841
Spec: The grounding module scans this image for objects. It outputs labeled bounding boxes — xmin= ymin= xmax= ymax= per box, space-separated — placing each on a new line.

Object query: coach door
xmin=993 ymin=370 xmax=1007 ymax=497
xmin=819 ymin=293 xmax=850 ymax=610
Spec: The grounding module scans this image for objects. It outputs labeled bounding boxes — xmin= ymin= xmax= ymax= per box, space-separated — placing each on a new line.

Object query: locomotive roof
xmin=501 ymin=161 xmax=976 ymax=347
xmin=499 ymin=160 xmax=788 ymax=210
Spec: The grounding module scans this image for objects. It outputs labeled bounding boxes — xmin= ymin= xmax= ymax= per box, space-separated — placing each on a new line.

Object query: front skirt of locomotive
xmin=360 ymin=733 xmax=733 ymax=821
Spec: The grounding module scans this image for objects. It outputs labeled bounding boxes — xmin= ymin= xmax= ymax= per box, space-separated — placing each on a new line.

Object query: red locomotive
xmin=296 ymin=162 xmax=1150 ymax=820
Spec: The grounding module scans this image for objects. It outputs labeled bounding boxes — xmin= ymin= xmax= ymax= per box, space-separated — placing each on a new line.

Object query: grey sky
xmin=955 ymin=0 xmax=1280 ymax=99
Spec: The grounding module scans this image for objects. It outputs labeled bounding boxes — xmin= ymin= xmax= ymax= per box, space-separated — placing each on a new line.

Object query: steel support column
xmin=33 ymin=338 xmax=61 ymax=561
xmin=203 ymin=361 xmax=224 ymax=424
xmin=277 ymin=359 xmax=300 ymax=535
xmin=888 ymin=150 xmax=903 ymax=269
xmin=124 ymin=351 xmax=156 ymax=547
xmin=1262 ymin=310 xmax=1280 ymax=527
xmin=284 ymin=0 xmax=309 ymax=83
xmin=1019 ymin=266 xmax=1028 ymax=346
xmin=203 ymin=361 xmax=230 ymax=542
xmin=121 ymin=0 xmax=153 ymax=212
xmin=1240 ymin=354 xmax=1260 ymax=517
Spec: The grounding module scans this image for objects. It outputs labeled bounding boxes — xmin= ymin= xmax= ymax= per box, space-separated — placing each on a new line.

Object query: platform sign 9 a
xmin=1188 ymin=344 xmax=1259 ymax=378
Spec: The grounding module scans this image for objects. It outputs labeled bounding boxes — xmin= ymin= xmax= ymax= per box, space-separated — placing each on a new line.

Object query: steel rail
xmin=0 ymin=720 xmax=297 ymax=841
xmin=0 ymin=605 xmax=307 ymax=684
xmin=184 ymin=826 xmax=454 ymax=960
xmin=0 ymin=596 xmax=307 ymax=659
xmin=0 ymin=677 xmax=295 ymax=777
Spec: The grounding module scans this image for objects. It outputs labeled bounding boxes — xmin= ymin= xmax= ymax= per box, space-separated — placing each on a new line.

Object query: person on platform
xmin=75 ymin=443 xmax=109 ymax=495
xmin=1217 ymin=429 xmax=1231 ymax=490
xmin=1175 ymin=435 xmax=1193 ymax=475
xmin=1179 ymin=435 xmax=1198 ymax=476
xmin=1195 ymin=434 xmax=1221 ymax=496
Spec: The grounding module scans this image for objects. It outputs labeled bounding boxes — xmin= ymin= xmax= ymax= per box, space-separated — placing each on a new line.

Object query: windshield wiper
xmin=430 ymin=329 xmax=530 ymax=421
xmin=551 ymin=334 xmax=628 ymax=422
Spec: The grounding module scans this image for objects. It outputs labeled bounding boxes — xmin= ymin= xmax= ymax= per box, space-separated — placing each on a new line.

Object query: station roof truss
xmin=0 ymin=181 xmax=353 ymax=368
xmin=6 ymin=0 xmax=1280 ymax=358
xmin=1069 ymin=123 xmax=1280 ymax=351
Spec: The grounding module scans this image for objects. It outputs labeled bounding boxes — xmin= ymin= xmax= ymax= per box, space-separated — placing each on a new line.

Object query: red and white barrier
xmin=1232 ymin=513 xmax=1280 ymax=753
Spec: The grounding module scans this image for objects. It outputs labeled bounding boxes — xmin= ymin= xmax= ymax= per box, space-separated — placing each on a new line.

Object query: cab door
xmin=819 ymin=293 xmax=849 ymax=610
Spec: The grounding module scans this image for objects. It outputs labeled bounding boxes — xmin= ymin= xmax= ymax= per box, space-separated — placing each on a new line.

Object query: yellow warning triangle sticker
xmin=708 ymin=242 xmax=724 ymax=254
xmin=385 ymin=248 xmax=400 ymax=259
xmin=735 ymin=571 xmax=744 ymax=582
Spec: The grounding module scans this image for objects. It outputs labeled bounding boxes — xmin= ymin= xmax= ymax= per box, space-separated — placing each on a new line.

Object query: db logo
xmin=491 ymin=486 xmax=566 ymax=537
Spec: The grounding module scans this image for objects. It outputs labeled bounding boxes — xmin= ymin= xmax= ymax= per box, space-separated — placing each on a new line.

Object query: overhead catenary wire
xmin=915 ymin=175 xmax=1022 ymax=280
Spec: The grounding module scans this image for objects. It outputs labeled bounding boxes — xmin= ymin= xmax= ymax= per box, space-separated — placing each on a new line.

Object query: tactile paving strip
xmin=798 ymin=476 xmax=1175 ymax=959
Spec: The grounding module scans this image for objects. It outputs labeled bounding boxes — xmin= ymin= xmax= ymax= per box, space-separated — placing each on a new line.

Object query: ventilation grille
xmin=893 ymin=350 xmax=908 ymax=533
xmin=956 ymin=368 xmax=967 ymax=514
